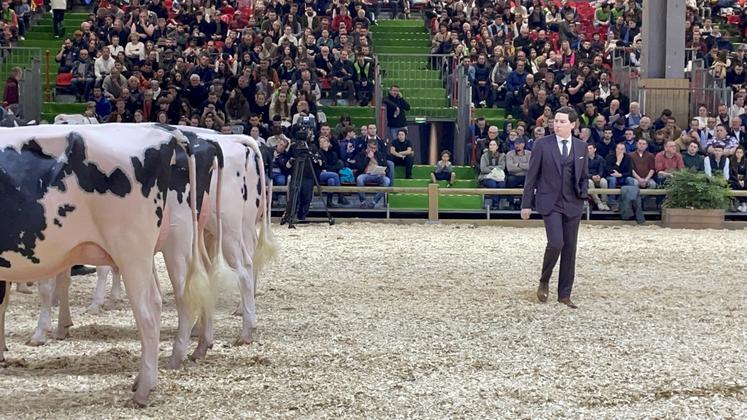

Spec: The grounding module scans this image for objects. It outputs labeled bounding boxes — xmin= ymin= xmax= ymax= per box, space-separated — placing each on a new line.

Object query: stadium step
xmin=43 ymin=102 xmax=86 ymax=114
xmin=395 ymin=165 xmax=475 ymax=179
xmin=388 ymin=193 xmax=484 ymax=210
xmin=322 ymin=105 xmax=375 ymax=128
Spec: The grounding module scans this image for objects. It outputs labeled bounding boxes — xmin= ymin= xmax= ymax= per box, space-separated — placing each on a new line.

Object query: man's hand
xmin=520 ymin=208 xmax=531 ymax=220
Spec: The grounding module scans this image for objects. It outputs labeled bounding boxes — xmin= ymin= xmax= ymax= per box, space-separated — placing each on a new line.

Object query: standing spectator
xmin=729 ymin=146 xmax=747 ymax=212
xmin=431 ymin=150 xmax=456 ymax=187
xmin=389 ymin=129 xmax=414 ymax=179
xmin=587 ymin=143 xmax=610 ymax=211
xmin=51 ymin=0 xmax=66 ymax=39
xmin=2 ymin=66 xmax=20 ymax=106
xmin=630 ymin=139 xmax=657 ymax=189
xmin=383 ymin=84 xmax=410 ymax=142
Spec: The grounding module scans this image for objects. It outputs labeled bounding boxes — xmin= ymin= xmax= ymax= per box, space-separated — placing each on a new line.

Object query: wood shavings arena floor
xmin=1 ymin=223 xmax=746 ymax=418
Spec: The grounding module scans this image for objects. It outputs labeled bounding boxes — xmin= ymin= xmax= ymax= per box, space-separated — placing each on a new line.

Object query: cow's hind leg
xmin=0 ymin=281 xmax=10 ymax=360
xmin=54 ymin=272 xmax=73 ymax=340
xmin=121 ymin=263 xmax=162 ymax=408
xmin=87 ymin=266 xmax=111 ymax=314
xmin=163 ymin=251 xmax=192 ymax=370
xmin=234 ymin=264 xmax=257 ymax=346
xmin=27 ymin=278 xmax=55 ymax=346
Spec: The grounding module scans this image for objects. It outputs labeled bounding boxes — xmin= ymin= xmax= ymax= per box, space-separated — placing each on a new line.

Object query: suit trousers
xmin=539 ymin=210 xmax=582 ymax=299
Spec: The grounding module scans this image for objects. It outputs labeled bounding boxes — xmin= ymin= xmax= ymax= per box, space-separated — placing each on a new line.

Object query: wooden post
xmin=427 ymin=183 xmax=439 ymax=223
xmin=429 ymin=122 xmax=439 ymax=165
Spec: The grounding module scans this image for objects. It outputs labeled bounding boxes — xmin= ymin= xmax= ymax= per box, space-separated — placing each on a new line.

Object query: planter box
xmin=662 ymin=208 xmax=725 ymax=229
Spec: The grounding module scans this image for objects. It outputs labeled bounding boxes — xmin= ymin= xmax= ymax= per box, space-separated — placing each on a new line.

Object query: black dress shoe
xmin=537 ymin=282 xmax=549 ymax=303
xmin=558 ymin=298 xmax=578 ymax=309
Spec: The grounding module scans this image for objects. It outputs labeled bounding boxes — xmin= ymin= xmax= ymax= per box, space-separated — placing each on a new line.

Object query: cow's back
xmin=0 ymin=124 xmax=178 ymax=280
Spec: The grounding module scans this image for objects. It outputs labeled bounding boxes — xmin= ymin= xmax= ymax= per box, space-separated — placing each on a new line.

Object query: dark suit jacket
xmin=521 ymin=135 xmax=589 ymax=216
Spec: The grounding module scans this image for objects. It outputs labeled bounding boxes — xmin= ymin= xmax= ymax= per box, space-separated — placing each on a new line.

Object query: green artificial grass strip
xmin=42 ymin=102 xmax=87 ymax=113
xmin=388 ymin=193 xmax=485 ymax=210
xmin=395 ymin=165 xmax=476 ymax=179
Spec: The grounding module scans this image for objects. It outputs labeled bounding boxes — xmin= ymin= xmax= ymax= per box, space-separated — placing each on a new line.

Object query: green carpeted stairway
xmin=9 ymin=12 xmax=90 ymax=121
xmin=389 ymin=165 xmax=484 ymax=210
xmin=373 ymin=19 xmax=454 ymax=119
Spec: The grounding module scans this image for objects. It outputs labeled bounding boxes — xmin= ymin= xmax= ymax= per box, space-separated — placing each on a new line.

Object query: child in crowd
xmin=431 ymin=150 xmax=456 ymax=187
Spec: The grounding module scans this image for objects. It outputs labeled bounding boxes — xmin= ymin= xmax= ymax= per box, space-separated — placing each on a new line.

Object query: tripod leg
xmin=284 ymin=158 xmax=304 ymax=228
xmin=310 ymin=168 xmax=335 ymax=225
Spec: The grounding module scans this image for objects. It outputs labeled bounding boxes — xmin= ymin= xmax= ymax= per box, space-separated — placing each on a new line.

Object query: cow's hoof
xmin=131 ymin=375 xmax=139 ymax=392
xmin=54 ymin=328 xmax=70 ymax=341
xmin=167 ymin=357 xmax=185 ymax=370
xmin=232 ymin=308 xmax=242 ymax=317
xmin=233 ymin=337 xmax=253 ymax=347
xmin=126 ymin=396 xmax=149 ymax=409
xmin=189 ymin=347 xmax=209 ymax=361
xmin=86 ymin=304 xmax=103 ymax=315
xmin=25 ymin=336 xmax=47 ymax=347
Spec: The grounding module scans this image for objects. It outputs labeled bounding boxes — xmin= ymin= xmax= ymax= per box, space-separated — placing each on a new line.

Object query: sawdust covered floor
xmin=1 ymin=224 xmax=746 ymax=418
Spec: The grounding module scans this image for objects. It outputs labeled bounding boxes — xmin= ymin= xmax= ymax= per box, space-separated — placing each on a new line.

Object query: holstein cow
xmin=0 ymin=123 xmax=220 ymax=407
xmin=23 ymin=125 xmax=277 ymax=369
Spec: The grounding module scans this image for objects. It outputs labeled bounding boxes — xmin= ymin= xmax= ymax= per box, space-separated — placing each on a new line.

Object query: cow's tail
xmin=180 ymin=138 xmax=213 ymax=323
xmin=207 ymin=151 xmax=240 ymax=296
xmin=245 ymin=139 xmax=278 ymax=277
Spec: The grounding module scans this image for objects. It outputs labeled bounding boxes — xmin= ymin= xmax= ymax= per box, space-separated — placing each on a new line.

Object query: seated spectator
xmin=91 ymin=86 xmax=112 ymax=120
xmin=478 ymin=139 xmax=506 ymax=210
xmin=94 ymin=47 xmax=115 ymax=83
xmin=339 ymin=127 xmax=358 ymax=169
xmin=225 ymin=88 xmax=251 ymax=125
xmin=271 ymin=136 xmax=291 ymax=189
xmin=682 ymin=141 xmax=706 ymax=172
xmin=389 ymin=129 xmax=414 ymax=179
xmin=630 ymin=138 xmax=658 ymax=189
xmin=706 ymin=124 xmax=738 ymax=156
xmin=606 ymin=142 xmax=634 ymax=210
xmin=729 ymin=146 xmax=747 ymax=212
xmin=330 ymin=49 xmax=355 ymax=104
xmin=355 ymin=138 xmax=391 ymax=208
xmin=431 ymin=150 xmax=456 ymax=187
xmin=655 ymin=140 xmax=685 ymax=186
xmin=622 ymin=128 xmax=638 ymax=153
xmin=70 ymin=49 xmax=95 ymax=102
xmin=704 ymin=143 xmax=730 ymax=178
xmin=318 ymin=135 xmax=347 ymax=207
xmin=587 ymin=143 xmax=610 ymax=211
xmin=505 ymin=137 xmax=531 ymax=208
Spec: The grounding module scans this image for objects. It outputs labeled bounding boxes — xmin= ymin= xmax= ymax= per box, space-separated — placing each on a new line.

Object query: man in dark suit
xmin=521 ymin=107 xmax=589 ymax=309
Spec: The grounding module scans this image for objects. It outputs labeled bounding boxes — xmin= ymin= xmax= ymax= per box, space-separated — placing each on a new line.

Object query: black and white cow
xmin=0 ymin=123 xmax=222 ymax=407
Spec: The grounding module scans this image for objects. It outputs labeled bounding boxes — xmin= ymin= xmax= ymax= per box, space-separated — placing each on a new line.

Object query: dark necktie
xmin=562 ymin=140 xmax=569 ymax=158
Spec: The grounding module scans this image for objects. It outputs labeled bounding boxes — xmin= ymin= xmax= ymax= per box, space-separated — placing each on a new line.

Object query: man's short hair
xmin=367 ymin=139 xmax=378 ymax=147
xmin=555 ymin=106 xmax=579 ymax=123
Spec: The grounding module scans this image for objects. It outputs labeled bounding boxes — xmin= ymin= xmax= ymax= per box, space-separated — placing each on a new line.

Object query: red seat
xmin=319 ymin=77 xmax=331 ymax=90
xmin=56 ymin=72 xmax=72 ymax=87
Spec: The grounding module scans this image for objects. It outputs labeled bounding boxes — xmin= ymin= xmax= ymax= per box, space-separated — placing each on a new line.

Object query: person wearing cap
xmin=505 ymin=137 xmax=531 ymax=209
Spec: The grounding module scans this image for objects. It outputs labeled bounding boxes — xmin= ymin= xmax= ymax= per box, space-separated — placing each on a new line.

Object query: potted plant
xmin=661 ymin=169 xmax=731 ymax=229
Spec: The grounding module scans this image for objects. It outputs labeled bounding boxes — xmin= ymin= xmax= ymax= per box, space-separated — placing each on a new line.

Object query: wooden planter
xmin=662 ymin=208 xmax=725 ymax=229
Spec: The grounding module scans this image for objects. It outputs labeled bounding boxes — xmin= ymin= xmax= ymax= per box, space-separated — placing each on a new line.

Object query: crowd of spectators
xmin=423 ymin=0 xmax=747 ymax=211
xmin=43 ymin=0 xmax=380 ymax=131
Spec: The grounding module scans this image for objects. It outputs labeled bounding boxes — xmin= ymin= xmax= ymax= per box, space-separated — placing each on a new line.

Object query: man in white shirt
xmin=94 ymin=48 xmax=116 ymax=82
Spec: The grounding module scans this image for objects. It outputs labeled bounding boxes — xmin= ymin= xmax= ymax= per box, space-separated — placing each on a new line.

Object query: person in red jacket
xmin=331 ymin=7 xmax=353 ymax=34
xmin=2 ymin=67 xmax=20 ymax=105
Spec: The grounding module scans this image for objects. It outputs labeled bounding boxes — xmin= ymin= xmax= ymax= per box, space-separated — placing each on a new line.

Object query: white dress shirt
xmin=555 ymin=135 xmax=572 ymax=157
